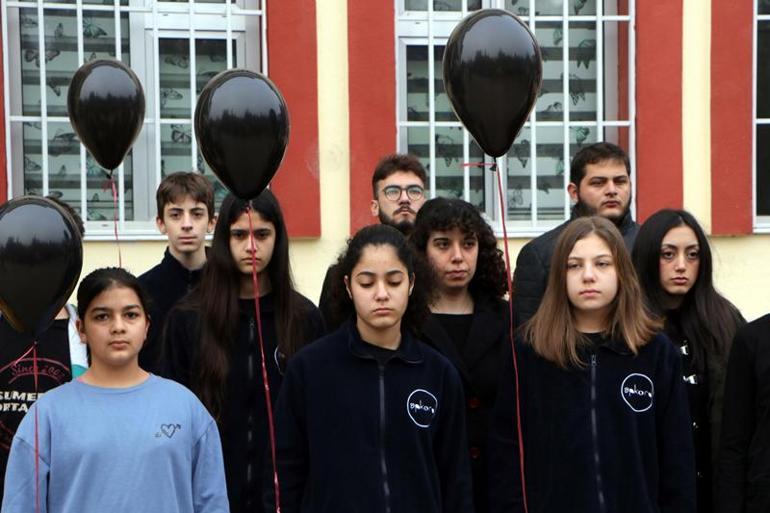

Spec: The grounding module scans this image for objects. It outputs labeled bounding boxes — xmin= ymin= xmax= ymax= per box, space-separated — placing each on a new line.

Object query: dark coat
xmin=717 ymin=314 xmax=770 ymax=513
xmin=512 ymin=210 xmax=639 ymax=329
xmin=419 ymin=297 xmax=509 ymax=512
xmin=489 ymin=333 xmax=695 ymax=513
xmin=138 ymin=247 xmax=204 ymax=374
xmin=268 ymin=320 xmax=474 ymax=513
xmin=163 ymin=293 xmax=325 ymax=513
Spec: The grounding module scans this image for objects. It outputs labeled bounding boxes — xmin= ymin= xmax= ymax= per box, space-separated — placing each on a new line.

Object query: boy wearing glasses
xmin=319 ymin=153 xmax=428 ymax=330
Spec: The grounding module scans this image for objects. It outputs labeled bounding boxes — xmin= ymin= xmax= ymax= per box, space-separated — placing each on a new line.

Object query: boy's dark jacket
xmin=419 ymin=296 xmax=508 ymax=512
xmin=268 ymin=320 xmax=474 ymax=513
xmin=139 ymin=247 xmax=204 ymax=374
xmin=489 ymin=332 xmax=695 ymax=513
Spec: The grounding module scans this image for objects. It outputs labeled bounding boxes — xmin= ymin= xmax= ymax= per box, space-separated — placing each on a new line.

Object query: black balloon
xmin=0 ymin=197 xmax=83 ymax=337
xmin=195 ymin=69 xmax=289 ymax=200
xmin=443 ymin=9 xmax=543 ymax=158
xmin=67 ymin=59 xmax=145 ymax=173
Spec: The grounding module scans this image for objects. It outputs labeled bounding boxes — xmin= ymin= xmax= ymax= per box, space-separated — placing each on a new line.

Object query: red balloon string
xmin=492 ymin=163 xmax=529 ymax=513
xmin=32 ymin=342 xmax=40 ymax=513
xmin=245 ymin=205 xmax=282 ymax=513
xmin=110 ymin=177 xmax=122 ymax=268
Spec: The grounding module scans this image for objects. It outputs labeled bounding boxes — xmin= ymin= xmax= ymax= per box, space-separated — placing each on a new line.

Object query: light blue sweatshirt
xmin=1 ymin=374 xmax=229 ymax=513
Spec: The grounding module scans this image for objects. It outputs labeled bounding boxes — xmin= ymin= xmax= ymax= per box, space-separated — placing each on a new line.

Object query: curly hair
xmin=324 ymin=224 xmax=434 ymax=333
xmin=410 ymin=197 xmax=507 ymax=301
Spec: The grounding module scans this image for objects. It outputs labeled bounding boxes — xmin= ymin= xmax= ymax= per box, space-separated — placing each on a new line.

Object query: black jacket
xmin=163 ymin=293 xmax=325 ymax=513
xmin=717 ymin=314 xmax=770 ymax=513
xmin=419 ymin=297 xmax=509 ymax=512
xmin=269 ymin=320 xmax=474 ymax=513
xmin=512 ymin=211 xmax=639 ymax=329
xmin=138 ymin=248 xmax=204 ymax=374
xmin=489 ymin=333 xmax=695 ymax=513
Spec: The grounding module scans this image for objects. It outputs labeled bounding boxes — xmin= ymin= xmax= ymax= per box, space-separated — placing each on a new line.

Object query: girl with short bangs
xmin=632 ymin=209 xmax=744 ymax=513
xmin=163 ymin=190 xmax=325 ymax=513
xmin=490 ymin=216 xmax=695 ymax=513
xmin=2 ymin=268 xmax=228 ymax=513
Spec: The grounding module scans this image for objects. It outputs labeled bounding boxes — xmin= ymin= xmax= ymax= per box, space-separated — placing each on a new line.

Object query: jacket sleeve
xmin=655 ymin=339 xmax=696 ymax=513
xmin=192 ymin=420 xmax=230 ymax=513
xmin=487 ymin=343 xmax=525 ymax=513
xmin=715 ymin=326 xmax=756 ymax=513
xmin=433 ymin=365 xmax=474 ymax=513
xmin=265 ymin=360 xmax=309 ymax=513
xmin=161 ymin=308 xmax=194 ymax=387
xmin=1 ymin=407 xmax=50 ymax=513
xmin=511 ymin=242 xmax=547 ymax=330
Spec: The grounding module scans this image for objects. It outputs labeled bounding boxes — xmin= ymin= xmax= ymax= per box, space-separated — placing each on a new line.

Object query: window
xmin=396 ymin=0 xmax=635 ymax=234
xmin=755 ymin=0 xmax=770 ymax=227
xmin=3 ymin=0 xmax=265 ymax=238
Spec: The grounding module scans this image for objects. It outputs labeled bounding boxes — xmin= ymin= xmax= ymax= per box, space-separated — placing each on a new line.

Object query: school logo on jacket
xmin=620 ymin=373 xmax=654 ymax=412
xmin=407 ymin=389 xmax=438 ymax=428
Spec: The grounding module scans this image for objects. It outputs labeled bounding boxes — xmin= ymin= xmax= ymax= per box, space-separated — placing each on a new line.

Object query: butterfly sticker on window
xmin=564 ymin=73 xmax=586 ymax=106
xmin=23 ymin=156 xmax=41 ymax=172
xmin=47 ymin=76 xmax=69 ymax=97
xmin=171 ymin=125 xmax=192 ymax=145
xmin=577 ymin=39 xmax=596 ymax=70
xmin=160 ymin=88 xmax=183 ymax=107
xmin=20 ymin=15 xmax=38 ymax=28
xmin=83 ymin=17 xmax=107 ymax=39
xmin=49 ymin=131 xmax=79 ymax=157
xmin=53 ymin=22 xmax=64 ymax=38
xmin=574 ymin=0 xmax=588 ymax=15
xmin=512 ymin=139 xmax=531 ymax=168
xmin=165 ymin=54 xmax=189 ymax=69
xmin=573 ymin=127 xmax=590 ymax=147
xmin=24 ymin=49 xmax=60 ymax=68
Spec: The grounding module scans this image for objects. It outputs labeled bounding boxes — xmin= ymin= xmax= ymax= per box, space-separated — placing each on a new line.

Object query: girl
xmin=2 ymin=267 xmax=228 ymax=513
xmin=411 ymin=197 xmax=508 ymax=512
xmin=632 ymin=209 xmax=744 ymax=513
xmin=270 ymin=224 xmax=473 ymax=513
xmin=163 ymin=190 xmax=325 ymax=513
xmin=490 ymin=216 xmax=695 ymax=513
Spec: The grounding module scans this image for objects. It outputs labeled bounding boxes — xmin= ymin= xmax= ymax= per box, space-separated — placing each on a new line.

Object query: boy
xmin=139 ymin=172 xmax=215 ymax=373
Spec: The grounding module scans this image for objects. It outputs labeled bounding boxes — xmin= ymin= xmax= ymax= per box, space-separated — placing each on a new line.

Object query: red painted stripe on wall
xmin=347 ymin=0 xmax=396 ymax=234
xmin=0 ymin=10 xmax=7 ymax=204
xmin=710 ymin=0 xmax=753 ymax=235
xmin=268 ymin=1 xmax=320 ymax=237
xmin=635 ymin=0 xmax=684 ymax=222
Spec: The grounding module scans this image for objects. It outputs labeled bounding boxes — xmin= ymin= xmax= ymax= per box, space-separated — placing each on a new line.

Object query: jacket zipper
xmin=378 ymin=363 xmax=392 ymax=513
xmin=590 ymin=353 xmax=607 ymax=513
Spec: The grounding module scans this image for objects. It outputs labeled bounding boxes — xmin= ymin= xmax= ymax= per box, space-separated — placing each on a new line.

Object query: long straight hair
xmin=525 ymin=216 xmax=659 ymax=368
xmin=632 ymin=209 xmax=744 ymax=370
xmin=192 ymin=189 xmax=305 ymax=417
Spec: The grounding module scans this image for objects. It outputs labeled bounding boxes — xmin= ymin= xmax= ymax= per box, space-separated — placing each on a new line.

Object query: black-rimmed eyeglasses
xmin=381 ymin=185 xmax=424 ymax=202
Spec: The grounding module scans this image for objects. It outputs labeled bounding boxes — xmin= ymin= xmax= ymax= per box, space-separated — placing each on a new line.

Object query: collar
xmin=161 ymin=247 xmax=206 ymax=280
xmin=569 ymin=206 xmax=636 ymax=234
xmin=345 ymin=320 xmax=424 ymax=365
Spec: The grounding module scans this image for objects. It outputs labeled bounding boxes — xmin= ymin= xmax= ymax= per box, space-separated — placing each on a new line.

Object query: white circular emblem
xmin=406 ymin=389 xmax=438 ymax=428
xmin=620 ymin=373 xmax=654 ymax=412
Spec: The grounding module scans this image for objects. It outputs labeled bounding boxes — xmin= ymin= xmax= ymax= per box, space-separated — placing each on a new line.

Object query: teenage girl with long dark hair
xmin=490 ymin=216 xmax=695 ymax=513
xmin=410 ymin=197 xmax=507 ymax=512
xmin=163 ymin=190 xmax=325 ymax=513
xmin=3 ymin=267 xmax=228 ymax=513
xmin=632 ymin=209 xmax=744 ymax=512
xmin=269 ymin=224 xmax=473 ymax=513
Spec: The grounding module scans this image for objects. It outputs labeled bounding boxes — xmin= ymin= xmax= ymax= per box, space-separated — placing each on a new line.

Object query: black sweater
xmin=419 ymin=297 xmax=509 ymax=513
xmin=717 ymin=314 xmax=770 ymax=513
xmin=269 ymin=321 xmax=474 ymax=513
xmin=138 ymin=248 xmax=204 ymax=374
xmin=163 ymin=292 xmax=325 ymax=513
xmin=489 ymin=333 xmax=695 ymax=513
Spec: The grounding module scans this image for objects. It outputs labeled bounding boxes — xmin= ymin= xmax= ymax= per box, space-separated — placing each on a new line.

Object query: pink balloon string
xmin=490 ymin=163 xmax=529 ymax=513
xmin=245 ymin=205 xmax=282 ymax=513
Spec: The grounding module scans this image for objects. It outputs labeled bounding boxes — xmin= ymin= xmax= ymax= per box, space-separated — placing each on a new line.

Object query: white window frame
xmin=1 ymin=0 xmax=267 ymax=240
xmin=754 ymin=0 xmax=770 ymax=232
xmin=395 ymin=0 xmax=636 ymax=237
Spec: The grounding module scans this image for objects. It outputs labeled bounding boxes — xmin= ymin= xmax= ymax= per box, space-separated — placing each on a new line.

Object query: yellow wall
xmin=78 ymin=0 xmax=769 ymax=322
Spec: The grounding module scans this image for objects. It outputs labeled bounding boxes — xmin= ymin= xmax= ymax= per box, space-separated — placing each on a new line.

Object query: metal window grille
xmin=396 ymin=0 xmax=635 ymax=236
xmin=2 ymin=0 xmax=266 ymax=239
